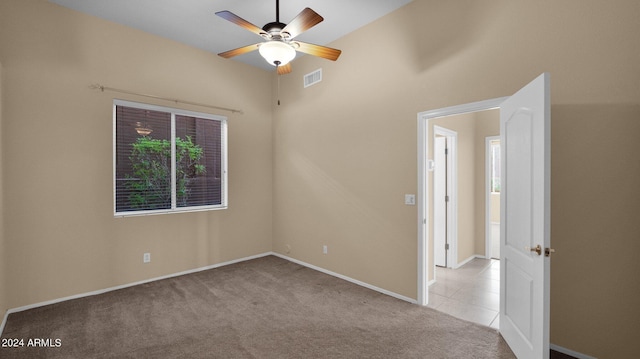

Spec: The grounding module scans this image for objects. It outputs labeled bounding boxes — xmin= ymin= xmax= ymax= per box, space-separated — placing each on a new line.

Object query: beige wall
xmin=0 ymin=0 xmax=273 ymax=310
xmin=274 ymin=0 xmax=640 ymax=357
xmin=0 ymin=61 xmax=6 ymax=317
xmin=550 ymin=104 xmax=640 ymax=358
xmin=490 ymin=193 xmax=500 ymax=223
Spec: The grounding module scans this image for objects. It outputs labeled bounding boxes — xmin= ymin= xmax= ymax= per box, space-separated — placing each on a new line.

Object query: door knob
xmin=545 ymin=247 xmax=555 ymax=257
xmin=525 ymin=245 xmax=542 ymax=256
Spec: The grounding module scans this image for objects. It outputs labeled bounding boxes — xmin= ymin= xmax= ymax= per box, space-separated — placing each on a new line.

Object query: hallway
xmin=428 ymin=258 xmax=500 ymax=329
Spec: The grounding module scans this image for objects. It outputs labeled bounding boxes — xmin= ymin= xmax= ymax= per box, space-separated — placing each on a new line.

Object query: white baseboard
xmin=455 ymin=254 xmax=483 ymax=268
xmin=550 ymin=344 xmax=597 ymax=359
xmin=0 ymin=252 xmax=272 ymax=336
xmin=2 ymin=251 xmax=419 ymax=335
xmin=0 ymin=310 xmax=5 ymax=337
xmin=271 ymin=252 xmax=418 ymax=304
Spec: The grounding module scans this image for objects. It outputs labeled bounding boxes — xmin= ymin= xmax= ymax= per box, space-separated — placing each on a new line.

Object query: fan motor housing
xmin=262 ymin=21 xmax=286 ymax=34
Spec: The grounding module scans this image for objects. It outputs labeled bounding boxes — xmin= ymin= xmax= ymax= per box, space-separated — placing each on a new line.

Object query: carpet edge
xmin=272 ymin=252 xmax=418 ymax=304
xmin=0 ymin=251 xmax=273 ymax=337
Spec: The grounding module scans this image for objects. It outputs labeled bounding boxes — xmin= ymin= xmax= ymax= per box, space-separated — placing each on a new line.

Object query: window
xmin=114 ymin=100 xmax=227 ymax=216
xmin=490 ymin=139 xmax=501 ymax=193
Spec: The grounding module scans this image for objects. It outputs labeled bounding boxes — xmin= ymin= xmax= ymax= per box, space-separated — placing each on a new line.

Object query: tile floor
xmin=428 ymin=258 xmax=500 ymax=329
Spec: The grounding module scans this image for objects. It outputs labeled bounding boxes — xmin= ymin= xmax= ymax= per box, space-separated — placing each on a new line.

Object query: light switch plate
xmin=427 ymin=159 xmax=435 ymax=171
xmin=405 ymin=194 xmax=416 ymax=205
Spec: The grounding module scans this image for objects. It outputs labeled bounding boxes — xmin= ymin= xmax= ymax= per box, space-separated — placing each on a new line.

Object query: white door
xmin=434 ymin=136 xmax=447 ymax=267
xmin=499 ymin=73 xmax=551 ymax=358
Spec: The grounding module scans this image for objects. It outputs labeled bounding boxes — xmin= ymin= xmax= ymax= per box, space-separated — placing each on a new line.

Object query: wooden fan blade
xmin=280 ymin=8 xmax=323 ymax=39
xmin=218 ymin=43 xmax=260 ymax=59
xmin=216 ymin=10 xmax=268 ymax=38
xmin=277 ymin=63 xmax=292 ymax=75
xmin=294 ymin=41 xmax=342 ymax=61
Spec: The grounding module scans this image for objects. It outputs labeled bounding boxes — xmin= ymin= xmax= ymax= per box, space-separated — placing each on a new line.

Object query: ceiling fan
xmin=215 ymin=0 xmax=342 ymax=75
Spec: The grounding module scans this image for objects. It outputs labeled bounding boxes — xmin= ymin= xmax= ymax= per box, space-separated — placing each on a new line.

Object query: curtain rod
xmin=90 ymin=84 xmax=243 ymax=114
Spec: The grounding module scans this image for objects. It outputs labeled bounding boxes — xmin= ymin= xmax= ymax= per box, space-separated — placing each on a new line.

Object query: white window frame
xmin=113 ymin=99 xmax=228 ymax=217
xmin=490 ymin=139 xmax=501 ymax=193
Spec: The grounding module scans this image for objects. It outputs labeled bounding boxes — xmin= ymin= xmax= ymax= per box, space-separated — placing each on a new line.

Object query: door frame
xmin=485 ymin=135 xmax=500 ymax=259
xmin=417 ymin=97 xmax=508 ymax=306
xmin=433 ymin=126 xmax=458 ymax=269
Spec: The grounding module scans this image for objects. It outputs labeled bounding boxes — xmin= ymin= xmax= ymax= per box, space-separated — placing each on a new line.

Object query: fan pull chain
xmin=277 ymin=69 xmax=281 ymax=106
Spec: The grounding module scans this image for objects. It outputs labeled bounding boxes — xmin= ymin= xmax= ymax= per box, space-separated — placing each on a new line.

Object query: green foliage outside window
xmin=126 ymin=136 xmax=206 ymax=209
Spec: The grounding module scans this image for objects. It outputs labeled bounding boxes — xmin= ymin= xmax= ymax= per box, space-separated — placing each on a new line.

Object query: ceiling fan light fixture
xmin=259 ymin=41 xmax=296 ymax=67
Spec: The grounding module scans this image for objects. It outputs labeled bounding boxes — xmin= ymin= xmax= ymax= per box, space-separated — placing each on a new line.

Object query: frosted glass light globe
xmin=259 ymin=41 xmax=296 ymax=66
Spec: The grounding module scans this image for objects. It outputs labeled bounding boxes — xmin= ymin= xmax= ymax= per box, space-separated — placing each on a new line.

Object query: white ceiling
xmin=49 ymin=0 xmax=413 ymax=71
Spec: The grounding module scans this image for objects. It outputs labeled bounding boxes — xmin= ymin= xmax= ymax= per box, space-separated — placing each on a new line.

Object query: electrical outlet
xmin=143 ymin=252 xmax=151 ymax=263
xmin=323 ymin=245 xmax=328 ymax=254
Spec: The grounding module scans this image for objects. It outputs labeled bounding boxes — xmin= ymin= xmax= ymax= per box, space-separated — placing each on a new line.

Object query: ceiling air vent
xmin=304 ymin=68 xmax=322 ymax=88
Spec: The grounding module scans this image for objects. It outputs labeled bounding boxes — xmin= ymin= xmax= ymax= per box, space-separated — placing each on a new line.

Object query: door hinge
xmin=445 ymin=243 xmax=450 ymax=250
xmin=444 ymin=148 xmax=449 ymax=155
xmin=445 ymin=195 xmax=449 ymax=202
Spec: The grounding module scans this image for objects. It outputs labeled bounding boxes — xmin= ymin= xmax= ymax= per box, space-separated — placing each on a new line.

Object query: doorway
xmin=417 ymin=74 xmax=552 ymax=358
xmin=422 ymin=108 xmax=501 ymax=328
xmin=416 ymin=97 xmax=507 ymax=307
xmin=433 ymin=126 xmax=457 ymax=268
xmin=486 ymin=137 xmax=501 ymax=260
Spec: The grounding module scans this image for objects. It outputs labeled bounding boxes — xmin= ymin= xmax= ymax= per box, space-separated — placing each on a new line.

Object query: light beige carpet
xmin=1 ymin=256 xmax=515 ymax=358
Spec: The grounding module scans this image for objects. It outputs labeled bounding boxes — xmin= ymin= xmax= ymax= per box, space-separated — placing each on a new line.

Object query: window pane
xmin=491 ymin=141 xmax=501 ymax=193
xmin=115 ymin=106 xmax=172 ymax=212
xmin=175 ymin=115 xmax=222 ymax=207
xmin=114 ymin=101 xmax=227 ymax=216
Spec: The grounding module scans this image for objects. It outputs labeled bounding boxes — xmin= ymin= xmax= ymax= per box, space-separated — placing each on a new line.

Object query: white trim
xmin=455 ymin=254 xmax=484 ymax=269
xmin=417 ymin=116 xmax=429 ymax=306
xmin=0 ymin=252 xmax=272 ymax=336
xmin=1 ymin=251 xmax=418 ymax=337
xmin=220 ymin=120 xmax=228 ymax=207
xmin=113 ymin=99 xmax=228 ymax=124
xmin=550 ymin=344 xmax=598 ymax=359
xmin=171 ymin=112 xmax=177 ymax=209
xmin=271 ymin=253 xmax=418 ymax=304
xmin=417 ymin=97 xmax=507 ymax=307
xmin=418 ymin=98 xmax=509 ymax=120
xmin=485 ymin=136 xmax=500 ymax=259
